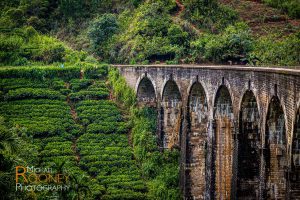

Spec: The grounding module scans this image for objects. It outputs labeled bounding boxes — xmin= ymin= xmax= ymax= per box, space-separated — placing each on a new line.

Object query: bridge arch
xmin=211 ymin=79 xmax=235 ymax=119
xmin=135 ymin=73 xmax=157 ymax=98
xmin=212 ymin=85 xmax=234 ymax=200
xmin=237 ymin=81 xmax=262 ymax=116
xmin=161 ymin=79 xmax=182 ymax=149
xmin=162 ymin=79 xmax=182 ymax=102
xmin=185 ymin=81 xmax=209 ymax=199
xmin=161 ymin=77 xmax=182 ymax=100
xmin=265 ymin=96 xmax=287 ymax=199
xmin=136 ymin=75 xmax=157 ymax=106
xmin=187 ymin=79 xmax=209 ymax=106
xmin=237 ymin=90 xmax=261 ymax=199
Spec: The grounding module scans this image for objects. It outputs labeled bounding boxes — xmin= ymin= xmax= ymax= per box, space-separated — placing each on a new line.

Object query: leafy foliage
xmin=108 ymin=68 xmax=181 ymax=199
xmin=262 ymin=0 xmax=300 ymax=18
xmin=181 ymin=0 xmax=238 ymax=32
xmin=88 ymin=14 xmax=119 ymax=58
xmin=1 ymin=0 xmax=299 ymax=66
xmin=190 ymin=22 xmax=254 ymax=64
xmin=252 ymin=32 xmax=300 ymax=66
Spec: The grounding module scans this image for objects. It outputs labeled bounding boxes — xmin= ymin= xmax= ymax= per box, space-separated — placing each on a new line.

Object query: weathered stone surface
xmin=115 ymin=65 xmax=300 ymax=200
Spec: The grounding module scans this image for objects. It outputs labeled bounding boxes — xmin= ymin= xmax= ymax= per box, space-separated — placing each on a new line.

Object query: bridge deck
xmin=113 ymin=64 xmax=300 ymax=75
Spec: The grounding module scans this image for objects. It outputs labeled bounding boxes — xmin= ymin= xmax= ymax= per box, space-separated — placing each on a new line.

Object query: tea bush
xmin=4 ymin=88 xmax=65 ymax=100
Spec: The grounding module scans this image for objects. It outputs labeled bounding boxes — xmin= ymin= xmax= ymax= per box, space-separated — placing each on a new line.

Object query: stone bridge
xmin=114 ymin=65 xmax=300 ymax=200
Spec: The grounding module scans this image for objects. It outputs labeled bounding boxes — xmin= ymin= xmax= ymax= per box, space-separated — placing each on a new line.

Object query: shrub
xmin=70 ymin=79 xmax=93 ymax=92
xmin=252 ymin=32 xmax=300 ymax=66
xmin=190 ymin=22 xmax=254 ymax=63
xmin=0 ymin=66 xmax=81 ymax=80
xmin=83 ymin=64 xmax=108 ymax=79
xmin=4 ymin=88 xmax=65 ymax=100
xmin=108 ymin=68 xmax=137 ymax=107
xmin=0 ymin=34 xmax=23 ymax=64
xmin=88 ymin=14 xmax=119 ymax=56
xmin=167 ymin=24 xmax=188 ymax=46
xmin=69 ymin=90 xmax=109 ymax=101
xmin=42 ymin=44 xmax=66 ymax=63
xmin=262 ymin=0 xmax=300 ymax=18
xmin=182 ymin=0 xmax=238 ymax=32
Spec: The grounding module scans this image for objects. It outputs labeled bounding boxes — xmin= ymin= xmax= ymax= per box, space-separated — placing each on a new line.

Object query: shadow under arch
xmin=237 ymin=90 xmax=261 ymax=199
xmin=162 ymin=80 xmax=182 ymax=102
xmin=136 ymin=76 xmax=156 ymax=106
xmin=265 ymin=96 xmax=287 ymax=199
xmin=212 ymin=85 xmax=234 ymax=200
xmin=185 ymin=81 xmax=209 ymax=199
xmin=161 ymin=80 xmax=182 ymax=149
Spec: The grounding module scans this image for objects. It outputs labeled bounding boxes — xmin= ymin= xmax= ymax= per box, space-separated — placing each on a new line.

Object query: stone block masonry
xmin=114 ymin=65 xmax=300 ymax=200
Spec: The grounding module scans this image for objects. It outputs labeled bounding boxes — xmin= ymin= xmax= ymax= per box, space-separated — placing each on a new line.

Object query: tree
xmin=88 ymin=13 xmax=119 ymax=57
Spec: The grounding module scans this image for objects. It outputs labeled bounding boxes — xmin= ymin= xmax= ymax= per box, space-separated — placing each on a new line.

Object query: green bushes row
xmin=0 ymin=86 xmax=76 ymax=138
xmin=83 ymin=64 xmax=109 ymax=79
xmin=75 ymin=98 xmax=126 ymax=134
xmin=69 ymin=79 xmax=109 ymax=101
xmin=70 ymin=79 xmax=94 ymax=91
xmin=0 ymin=65 xmax=80 ymax=80
xmin=77 ymin=133 xmax=145 ymax=199
xmin=69 ymin=90 xmax=109 ymax=101
xmin=4 ymin=88 xmax=65 ymax=100
xmin=0 ymin=64 xmax=108 ymax=80
xmin=86 ymin=122 xmax=128 ymax=134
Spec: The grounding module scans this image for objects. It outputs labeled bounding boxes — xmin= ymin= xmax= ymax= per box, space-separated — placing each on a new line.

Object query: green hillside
xmin=0 ymin=0 xmax=299 ymax=66
xmin=0 ymin=66 xmax=180 ymax=199
xmin=0 ymin=0 xmax=299 ymax=199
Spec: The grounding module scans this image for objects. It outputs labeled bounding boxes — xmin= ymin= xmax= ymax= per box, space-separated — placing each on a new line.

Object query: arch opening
xmin=265 ymin=96 xmax=287 ymax=199
xmin=213 ymin=85 xmax=234 ymax=200
xmin=291 ymin=107 xmax=300 ymax=199
xmin=161 ymin=80 xmax=182 ymax=149
xmin=237 ymin=90 xmax=260 ymax=199
xmin=185 ymin=82 xmax=208 ymax=198
xmin=137 ymin=77 xmax=156 ymax=106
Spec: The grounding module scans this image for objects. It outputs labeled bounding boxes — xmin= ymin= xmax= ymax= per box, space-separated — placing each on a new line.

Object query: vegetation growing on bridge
xmin=109 ymin=68 xmax=181 ymax=199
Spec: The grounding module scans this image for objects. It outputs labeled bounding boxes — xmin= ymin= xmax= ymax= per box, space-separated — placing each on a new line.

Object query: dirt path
xmin=172 ymin=0 xmax=203 ymax=36
xmin=65 ymin=82 xmax=81 ymax=164
xmin=71 ymin=138 xmax=80 ymax=163
xmin=219 ymin=0 xmax=300 ymax=36
xmin=175 ymin=0 xmax=185 ymax=16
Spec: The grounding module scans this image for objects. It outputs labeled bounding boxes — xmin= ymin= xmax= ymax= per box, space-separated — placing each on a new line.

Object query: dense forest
xmin=0 ymin=0 xmax=299 ymax=200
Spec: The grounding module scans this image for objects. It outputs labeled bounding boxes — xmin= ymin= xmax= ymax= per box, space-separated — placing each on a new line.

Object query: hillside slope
xmin=0 ymin=0 xmax=299 ymax=66
xmin=219 ymin=0 xmax=300 ymax=36
xmin=0 ymin=66 xmax=146 ymax=199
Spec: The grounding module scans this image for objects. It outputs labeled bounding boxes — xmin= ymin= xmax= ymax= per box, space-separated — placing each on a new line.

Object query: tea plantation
xmin=0 ymin=65 xmax=150 ymax=199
